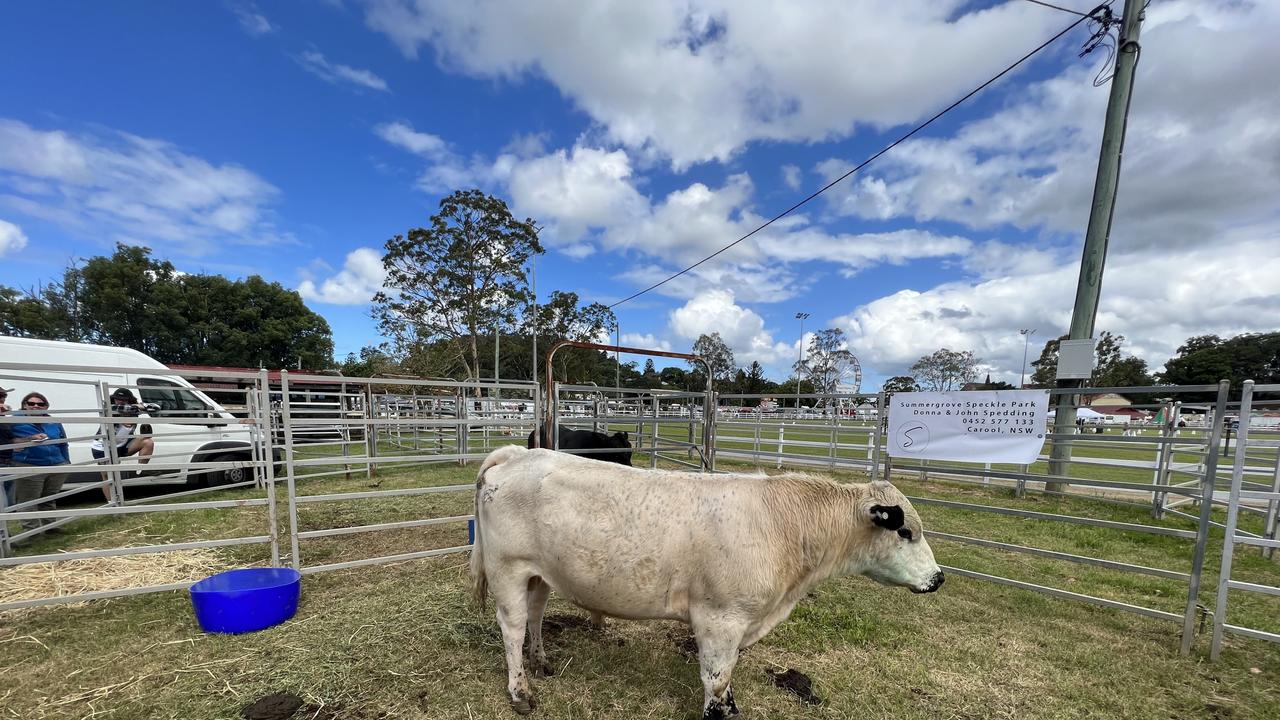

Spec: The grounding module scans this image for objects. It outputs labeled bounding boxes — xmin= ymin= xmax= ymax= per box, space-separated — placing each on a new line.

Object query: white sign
xmin=888 ymin=390 xmax=1051 ymax=464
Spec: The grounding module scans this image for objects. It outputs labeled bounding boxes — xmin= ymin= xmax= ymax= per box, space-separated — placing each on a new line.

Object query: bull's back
xmin=480 ymin=450 xmax=772 ymax=620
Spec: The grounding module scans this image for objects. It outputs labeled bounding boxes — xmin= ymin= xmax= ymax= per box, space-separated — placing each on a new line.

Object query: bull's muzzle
xmin=912 ymin=570 xmax=945 ymax=594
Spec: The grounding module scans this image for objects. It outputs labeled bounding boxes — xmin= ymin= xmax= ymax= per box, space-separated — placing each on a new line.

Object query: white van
xmin=0 ymin=336 xmax=271 ymax=487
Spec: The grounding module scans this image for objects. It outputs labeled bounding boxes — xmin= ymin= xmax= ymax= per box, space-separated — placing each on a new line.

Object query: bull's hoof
xmin=510 ymin=692 xmax=537 ymax=715
xmin=531 ymin=660 xmax=556 ymax=678
xmin=703 ymin=689 xmax=740 ymax=719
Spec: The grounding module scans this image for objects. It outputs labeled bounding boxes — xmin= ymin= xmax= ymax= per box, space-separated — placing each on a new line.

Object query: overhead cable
xmin=1020 ymin=0 xmax=1096 ymax=17
xmin=608 ymin=5 xmax=1105 ymax=310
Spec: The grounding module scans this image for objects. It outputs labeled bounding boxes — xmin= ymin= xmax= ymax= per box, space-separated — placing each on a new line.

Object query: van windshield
xmin=137 ymin=378 xmax=213 ymax=418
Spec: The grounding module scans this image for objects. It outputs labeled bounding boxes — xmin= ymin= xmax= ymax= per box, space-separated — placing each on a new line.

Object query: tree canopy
xmin=0 ymin=244 xmax=333 ymax=368
xmin=796 ymin=328 xmax=856 ymax=400
xmin=373 ymin=189 xmax=543 ymax=384
xmin=910 ymin=348 xmax=980 ymax=391
xmin=691 ymin=332 xmax=735 ymax=384
xmin=1161 ymin=332 xmax=1280 ymax=391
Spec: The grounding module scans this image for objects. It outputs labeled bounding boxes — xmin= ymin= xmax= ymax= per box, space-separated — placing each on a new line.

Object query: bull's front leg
xmin=494 ymin=581 xmax=537 ymax=714
xmin=692 ymin=619 xmax=747 ymax=719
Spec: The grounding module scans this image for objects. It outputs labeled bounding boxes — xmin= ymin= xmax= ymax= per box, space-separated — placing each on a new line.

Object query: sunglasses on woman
xmin=25 ymin=401 xmax=48 ymax=407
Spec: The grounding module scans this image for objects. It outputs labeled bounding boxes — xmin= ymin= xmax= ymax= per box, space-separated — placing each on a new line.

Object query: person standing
xmin=0 ymin=386 xmax=16 ymax=508
xmin=11 ymin=392 xmax=71 ymax=533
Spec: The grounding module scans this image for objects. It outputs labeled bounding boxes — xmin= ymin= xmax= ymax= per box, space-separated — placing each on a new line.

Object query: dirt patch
xmin=242 ymin=692 xmax=303 ymax=720
xmin=541 ymin=612 xmax=594 ymax=641
xmin=667 ymin=629 xmax=699 ymax=660
xmin=766 ymin=668 xmax=824 ymax=705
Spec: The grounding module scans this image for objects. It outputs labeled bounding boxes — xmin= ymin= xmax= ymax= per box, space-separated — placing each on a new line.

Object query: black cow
xmin=527 ymin=423 xmax=632 ymax=466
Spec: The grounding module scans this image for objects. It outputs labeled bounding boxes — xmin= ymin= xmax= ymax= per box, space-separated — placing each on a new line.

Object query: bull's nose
xmin=927 ymin=570 xmax=945 ymax=592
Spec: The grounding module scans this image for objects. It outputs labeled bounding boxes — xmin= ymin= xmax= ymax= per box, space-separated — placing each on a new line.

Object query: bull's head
xmin=610 ymin=431 xmax=633 ymax=466
xmin=852 ymin=481 xmax=944 ymax=594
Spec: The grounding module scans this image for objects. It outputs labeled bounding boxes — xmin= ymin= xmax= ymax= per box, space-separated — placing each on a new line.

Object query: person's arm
xmin=58 ymin=425 xmax=70 ymax=464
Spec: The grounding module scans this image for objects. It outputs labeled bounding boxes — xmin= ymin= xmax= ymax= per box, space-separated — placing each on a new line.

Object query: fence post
xmin=688 ymin=402 xmax=696 ymax=463
xmin=456 ymin=390 xmax=468 ymax=465
xmin=1211 ymin=380 xmax=1255 ymax=661
xmin=1152 ymin=412 xmax=1173 ymax=520
xmin=871 ymin=391 xmax=885 ymax=480
xmin=829 ymin=406 xmax=837 ymax=469
xmin=1182 ymin=379 xmax=1231 ymax=656
xmin=777 ymin=426 xmax=784 ymax=470
xmin=1265 ymin=444 xmax=1280 ymax=561
xmin=279 ymin=370 xmax=302 ymax=570
xmin=253 ymin=370 xmax=280 ymax=566
xmin=650 ymin=394 xmax=659 ymax=469
xmin=98 ymin=381 xmax=124 ymax=507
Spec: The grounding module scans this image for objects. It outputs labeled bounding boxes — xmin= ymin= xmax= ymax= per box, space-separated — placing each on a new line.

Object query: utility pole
xmin=794 ymin=312 xmax=809 ymax=410
xmin=1047 ymin=0 xmax=1144 ymax=492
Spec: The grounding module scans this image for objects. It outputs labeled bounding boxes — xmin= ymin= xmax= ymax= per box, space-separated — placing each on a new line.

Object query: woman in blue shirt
xmin=12 ymin=392 xmax=71 ymax=533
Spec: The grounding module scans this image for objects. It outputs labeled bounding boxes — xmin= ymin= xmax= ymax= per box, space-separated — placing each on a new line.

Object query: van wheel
xmin=210 ymin=453 xmax=251 ymax=486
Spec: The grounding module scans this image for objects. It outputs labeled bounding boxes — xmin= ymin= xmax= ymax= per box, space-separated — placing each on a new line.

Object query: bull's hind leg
xmin=525 ymin=577 xmax=554 ymax=677
xmin=492 ymin=575 xmax=537 ymax=714
xmin=692 ymin=619 xmax=747 ymax=719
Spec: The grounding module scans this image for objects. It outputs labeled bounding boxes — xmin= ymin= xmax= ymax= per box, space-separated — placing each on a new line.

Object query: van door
xmin=133 ymin=377 xmax=224 ymax=480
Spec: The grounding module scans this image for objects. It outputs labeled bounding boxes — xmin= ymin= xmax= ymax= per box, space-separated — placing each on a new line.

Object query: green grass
xmin=4 ymin=451 xmax=1280 ymax=719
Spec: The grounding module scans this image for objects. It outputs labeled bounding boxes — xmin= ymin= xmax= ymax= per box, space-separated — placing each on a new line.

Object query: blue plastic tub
xmin=189 ymin=568 xmax=301 ymax=634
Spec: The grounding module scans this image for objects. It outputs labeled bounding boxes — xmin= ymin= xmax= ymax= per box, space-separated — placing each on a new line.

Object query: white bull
xmin=469 ymin=445 xmax=943 ymax=718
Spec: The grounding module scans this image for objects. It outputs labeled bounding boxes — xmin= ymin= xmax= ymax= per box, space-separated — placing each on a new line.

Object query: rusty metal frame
xmin=541 ymin=340 xmax=715 ymax=469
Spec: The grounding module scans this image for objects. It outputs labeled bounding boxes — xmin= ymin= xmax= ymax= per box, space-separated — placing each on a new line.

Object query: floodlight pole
xmin=1019 ymin=328 xmax=1036 ymax=388
xmin=1047 ymin=0 xmax=1144 ymax=492
xmin=795 ymin=312 xmax=809 ymax=410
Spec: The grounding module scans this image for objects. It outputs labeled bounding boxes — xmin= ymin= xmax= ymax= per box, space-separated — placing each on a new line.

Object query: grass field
xmin=4 ymin=445 xmax=1280 ymax=719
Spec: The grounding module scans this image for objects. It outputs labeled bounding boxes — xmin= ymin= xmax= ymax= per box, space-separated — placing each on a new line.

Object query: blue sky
xmin=2 ymin=1 xmax=1278 ymax=389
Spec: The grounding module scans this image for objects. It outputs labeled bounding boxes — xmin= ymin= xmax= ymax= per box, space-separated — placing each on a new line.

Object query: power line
xmin=1021 ymin=0 xmax=1095 ymax=17
xmin=609 ymin=5 xmax=1104 ymax=311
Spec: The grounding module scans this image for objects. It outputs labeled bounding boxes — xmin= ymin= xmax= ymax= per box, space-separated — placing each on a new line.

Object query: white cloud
xmin=620 ymin=333 xmax=671 ymax=352
xmin=234 ymin=4 xmax=275 ymax=36
xmin=781 ymin=164 xmax=802 ymax=191
xmin=375 ymin=122 xmax=446 ymax=156
xmin=505 ymin=145 xmax=648 ymax=244
xmin=297 ymin=51 xmax=390 ymax=92
xmin=298 ymin=247 xmax=387 ymax=305
xmin=0 ymin=118 xmax=287 ymax=255
xmin=373 ymin=120 xmax=490 ymax=192
xmin=362 ymin=0 xmax=1064 ymax=168
xmin=378 ymin=133 xmax=976 ymax=301
xmin=668 ymin=289 xmax=792 ymax=365
xmin=824 ymin=2 xmax=1280 ymax=255
xmin=0 ymin=218 xmax=28 ymax=255
xmin=835 ymin=229 xmax=1280 ymax=383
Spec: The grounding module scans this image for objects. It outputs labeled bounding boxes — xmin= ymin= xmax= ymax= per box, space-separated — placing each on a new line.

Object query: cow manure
xmin=766 ymin=668 xmax=824 ymax=706
xmin=241 ymin=692 xmax=303 ymax=720
xmin=542 ymin=612 xmax=594 ymax=640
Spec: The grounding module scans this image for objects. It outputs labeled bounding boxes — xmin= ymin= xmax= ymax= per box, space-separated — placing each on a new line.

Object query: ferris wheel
xmin=833 ymin=352 xmax=863 ymax=393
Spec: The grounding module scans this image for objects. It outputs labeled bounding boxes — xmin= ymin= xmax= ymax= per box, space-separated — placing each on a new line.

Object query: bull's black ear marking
xmin=870 ymin=504 xmax=905 ymax=531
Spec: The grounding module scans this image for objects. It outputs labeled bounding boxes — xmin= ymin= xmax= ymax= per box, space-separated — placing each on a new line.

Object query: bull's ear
xmin=869 ymin=505 xmax=905 ymax=531
xmin=615 ymin=431 xmax=629 ymax=440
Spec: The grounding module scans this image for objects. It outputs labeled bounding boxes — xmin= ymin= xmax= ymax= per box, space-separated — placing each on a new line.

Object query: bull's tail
xmin=470 ymin=444 xmax=526 ymax=608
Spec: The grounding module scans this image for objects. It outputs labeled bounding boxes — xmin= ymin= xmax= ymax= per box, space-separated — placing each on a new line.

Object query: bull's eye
xmin=897 ymin=528 xmax=913 ymax=541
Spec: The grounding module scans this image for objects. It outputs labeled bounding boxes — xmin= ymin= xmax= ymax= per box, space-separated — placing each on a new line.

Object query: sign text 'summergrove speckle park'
xmin=888 ymin=390 xmax=1051 ymax=464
